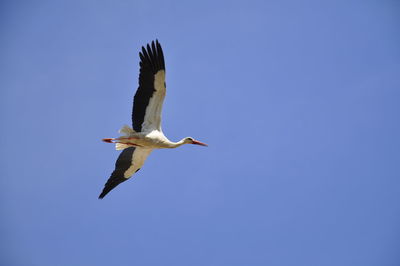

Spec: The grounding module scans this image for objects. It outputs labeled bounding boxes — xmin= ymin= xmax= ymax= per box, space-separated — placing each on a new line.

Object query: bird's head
xmin=184 ymin=137 xmax=208 ymax=146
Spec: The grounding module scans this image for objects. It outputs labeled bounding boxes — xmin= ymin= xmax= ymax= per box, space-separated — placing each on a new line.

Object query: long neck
xmin=165 ymin=139 xmax=186 ymax=148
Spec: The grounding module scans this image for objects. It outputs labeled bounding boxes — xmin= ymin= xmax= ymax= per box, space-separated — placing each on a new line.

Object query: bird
xmin=99 ymin=40 xmax=207 ymax=199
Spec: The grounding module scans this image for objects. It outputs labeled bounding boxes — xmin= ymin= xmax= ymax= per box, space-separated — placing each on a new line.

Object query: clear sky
xmin=1 ymin=1 xmax=400 ymax=265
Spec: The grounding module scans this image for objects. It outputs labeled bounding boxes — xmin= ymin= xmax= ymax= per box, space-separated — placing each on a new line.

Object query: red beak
xmin=192 ymin=140 xmax=208 ymax=146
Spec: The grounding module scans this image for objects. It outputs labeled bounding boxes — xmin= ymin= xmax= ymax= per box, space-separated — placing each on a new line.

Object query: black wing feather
xmin=98 ymin=147 xmax=136 ymax=199
xmin=132 ymin=40 xmax=165 ymax=132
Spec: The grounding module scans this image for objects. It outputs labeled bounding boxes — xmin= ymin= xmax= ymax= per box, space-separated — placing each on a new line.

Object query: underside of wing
xmin=132 ymin=40 xmax=166 ymax=133
xmin=98 ymin=147 xmax=152 ymax=199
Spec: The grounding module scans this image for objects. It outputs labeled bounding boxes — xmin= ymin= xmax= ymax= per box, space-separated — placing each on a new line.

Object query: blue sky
xmin=1 ymin=0 xmax=400 ymax=265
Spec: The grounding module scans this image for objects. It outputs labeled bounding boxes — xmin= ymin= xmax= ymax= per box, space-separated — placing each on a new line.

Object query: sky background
xmin=1 ymin=1 xmax=400 ymax=265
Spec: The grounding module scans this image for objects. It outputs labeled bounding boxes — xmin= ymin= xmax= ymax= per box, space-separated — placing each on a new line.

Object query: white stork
xmin=99 ymin=40 xmax=207 ymax=199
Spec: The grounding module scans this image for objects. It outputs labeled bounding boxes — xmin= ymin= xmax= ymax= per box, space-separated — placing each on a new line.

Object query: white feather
xmin=115 ymin=143 xmax=131 ymax=150
xmin=119 ymin=125 xmax=135 ymax=135
xmin=124 ymin=148 xmax=153 ymax=178
xmin=141 ymin=70 xmax=166 ymax=133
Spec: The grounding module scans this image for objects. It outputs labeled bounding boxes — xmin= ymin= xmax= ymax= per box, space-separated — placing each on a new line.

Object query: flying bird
xmin=99 ymin=40 xmax=207 ymax=199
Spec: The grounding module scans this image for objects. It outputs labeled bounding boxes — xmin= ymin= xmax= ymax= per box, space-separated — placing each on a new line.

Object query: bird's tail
xmin=116 ymin=125 xmax=138 ymax=150
xmin=101 ymin=125 xmax=138 ymax=150
xmin=115 ymin=143 xmax=131 ymax=150
xmin=119 ymin=125 xmax=136 ymax=135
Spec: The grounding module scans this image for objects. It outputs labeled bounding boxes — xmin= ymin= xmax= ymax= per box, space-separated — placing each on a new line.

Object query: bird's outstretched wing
xmin=132 ymin=40 xmax=166 ymax=133
xmin=99 ymin=147 xmax=152 ymax=199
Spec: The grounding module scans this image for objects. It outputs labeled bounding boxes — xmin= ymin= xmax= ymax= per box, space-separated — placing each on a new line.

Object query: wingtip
xmin=138 ymin=40 xmax=165 ymax=75
xmin=141 ymin=46 xmax=147 ymax=57
xmin=98 ymin=186 xmax=113 ymax=199
xmin=98 ymin=191 xmax=108 ymax=199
